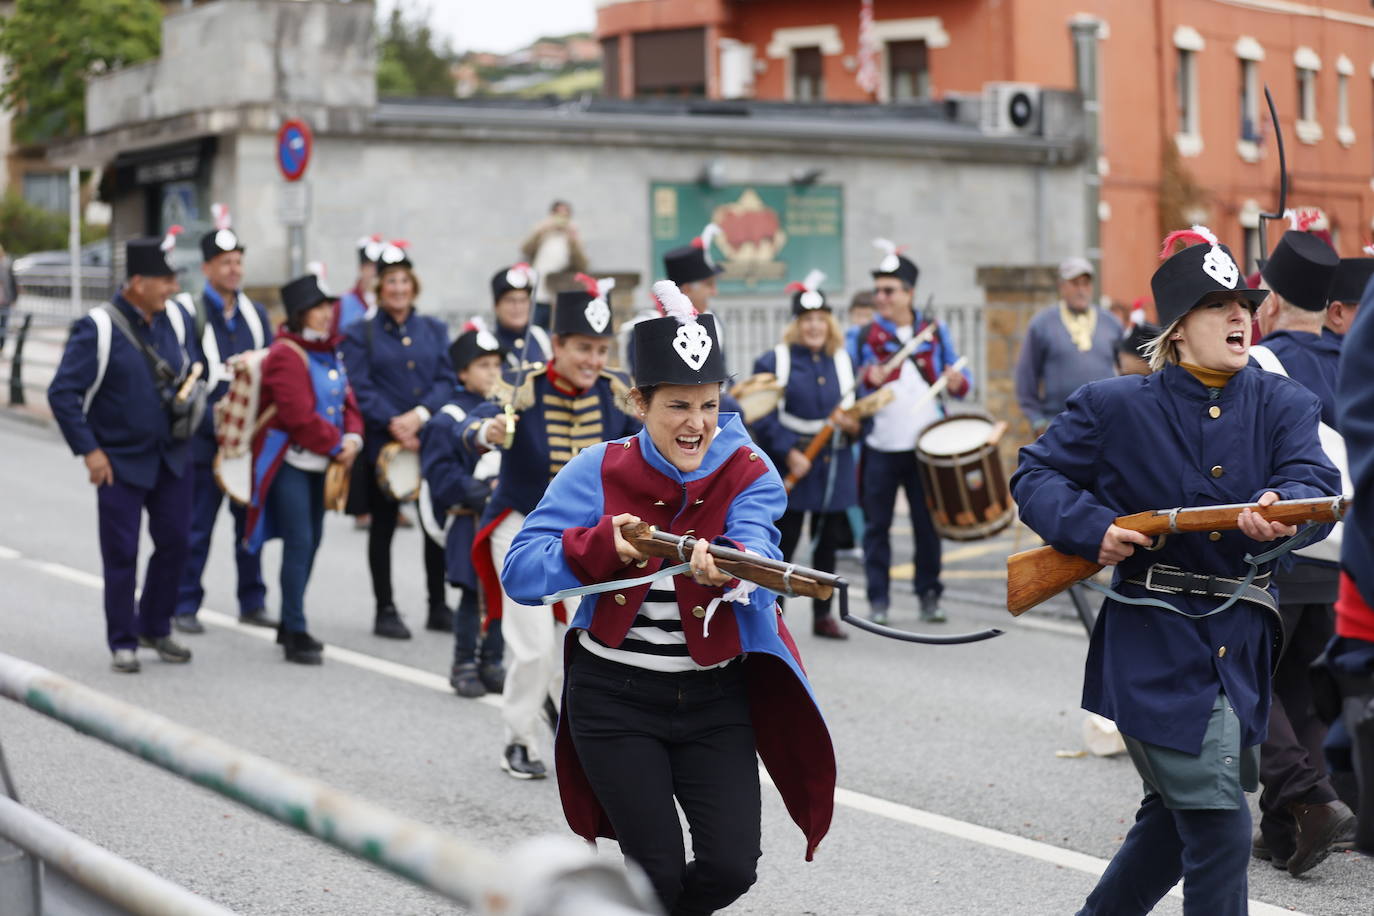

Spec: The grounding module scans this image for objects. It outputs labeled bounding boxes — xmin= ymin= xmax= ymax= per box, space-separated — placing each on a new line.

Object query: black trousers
xmin=776 ymin=509 xmax=846 ymax=621
xmin=567 ymin=645 xmax=760 ymax=916
xmin=363 ymin=455 xmax=445 ymax=612
xmin=1259 ymin=602 xmax=1338 ymax=848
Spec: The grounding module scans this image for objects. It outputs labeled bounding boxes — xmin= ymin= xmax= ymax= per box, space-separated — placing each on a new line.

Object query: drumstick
xmin=175 ymin=362 xmax=203 ymax=403
xmin=909 ymin=356 xmax=968 ymax=411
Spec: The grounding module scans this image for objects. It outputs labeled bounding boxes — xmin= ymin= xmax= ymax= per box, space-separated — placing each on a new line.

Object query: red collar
xmin=545 ymin=362 xmax=588 ymax=396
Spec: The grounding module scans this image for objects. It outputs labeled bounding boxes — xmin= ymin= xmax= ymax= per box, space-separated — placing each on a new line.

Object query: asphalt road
xmin=0 ymin=414 xmax=1368 ymax=915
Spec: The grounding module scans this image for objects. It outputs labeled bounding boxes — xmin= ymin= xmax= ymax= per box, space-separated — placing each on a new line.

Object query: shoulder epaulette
xmin=601 ymin=367 xmax=638 ymax=417
xmin=491 ymin=363 xmax=542 ymax=412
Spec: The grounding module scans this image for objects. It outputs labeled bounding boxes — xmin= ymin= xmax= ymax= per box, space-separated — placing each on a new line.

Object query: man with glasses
xmin=853 ymin=241 xmax=971 ymax=624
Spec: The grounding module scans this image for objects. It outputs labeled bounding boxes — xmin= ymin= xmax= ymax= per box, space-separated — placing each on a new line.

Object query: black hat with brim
xmin=1151 ymin=241 xmax=1267 ymax=328
xmin=376 ymin=244 xmax=413 ymax=275
xmin=127 ymin=239 xmax=175 ymax=279
xmin=552 ymin=290 xmax=615 ymax=338
xmin=871 ymin=253 xmax=919 ymax=289
xmin=631 ymin=313 xmax=728 ymax=387
xmin=1330 ymin=257 xmax=1374 ymax=305
xmin=1119 ymin=323 xmax=1161 ymax=359
xmin=450 ymin=328 xmax=506 ymax=371
xmin=663 ymin=244 xmax=723 ymax=286
xmin=790 ymin=288 xmax=829 ymax=316
xmin=1261 ymin=230 xmax=1339 ymax=311
xmin=200 ymin=228 xmax=243 ymax=262
xmin=280 ymin=274 xmax=338 ymax=320
xmin=491 ymin=265 xmax=536 ymax=303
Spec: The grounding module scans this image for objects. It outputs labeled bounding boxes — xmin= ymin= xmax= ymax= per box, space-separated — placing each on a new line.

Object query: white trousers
xmin=489 ymin=511 xmax=563 ymax=758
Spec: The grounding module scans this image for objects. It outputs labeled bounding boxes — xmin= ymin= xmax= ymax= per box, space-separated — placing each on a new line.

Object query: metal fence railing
xmin=0 ymin=652 xmax=660 ymax=915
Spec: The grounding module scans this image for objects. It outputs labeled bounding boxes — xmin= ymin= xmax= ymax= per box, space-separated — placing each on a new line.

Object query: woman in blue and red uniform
xmin=341 ymin=243 xmax=458 ymax=639
xmin=245 ymin=273 xmax=363 ymax=664
xmin=750 ymin=270 xmax=858 ymax=639
xmin=501 ymin=281 xmax=835 ymax=916
xmin=1013 ymin=228 xmax=1340 ymax=914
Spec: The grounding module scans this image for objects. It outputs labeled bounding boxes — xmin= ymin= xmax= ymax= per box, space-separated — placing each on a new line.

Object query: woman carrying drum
xmin=501 ymin=281 xmax=835 ymax=916
xmin=749 ymin=271 xmax=858 ymax=639
xmin=244 ymin=273 xmax=363 ymax=665
xmin=341 ymin=243 xmax=458 ymax=639
xmin=1012 ymin=228 xmax=1340 ymax=913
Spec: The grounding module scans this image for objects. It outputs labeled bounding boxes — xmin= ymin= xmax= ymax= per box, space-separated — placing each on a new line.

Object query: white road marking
xmin=0 ymin=546 xmax=1313 ymax=916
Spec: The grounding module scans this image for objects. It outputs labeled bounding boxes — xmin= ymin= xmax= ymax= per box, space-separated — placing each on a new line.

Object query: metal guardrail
xmin=0 ymin=652 xmax=660 ymax=915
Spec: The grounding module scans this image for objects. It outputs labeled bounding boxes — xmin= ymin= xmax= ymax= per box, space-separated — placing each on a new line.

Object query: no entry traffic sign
xmin=276 ymin=119 xmax=313 ymax=182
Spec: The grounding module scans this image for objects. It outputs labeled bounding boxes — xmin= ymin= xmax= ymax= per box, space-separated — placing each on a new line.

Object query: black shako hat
xmin=1262 ymin=230 xmax=1339 ymax=311
xmin=788 ymin=269 xmax=829 ymax=316
xmin=663 ymin=224 xmax=724 ymax=286
xmin=199 ymin=203 xmax=243 ymax=262
xmin=490 ymin=263 xmax=537 ymax=303
xmin=127 ymin=235 xmax=177 ymax=278
xmin=449 ymin=327 xmax=505 ymax=372
xmin=1151 ymin=227 xmax=1268 ymax=328
xmin=871 ymin=239 xmax=919 ymax=288
xmin=356 ymin=234 xmax=385 ymax=265
xmin=1330 ymin=256 xmax=1374 ymax=305
xmin=632 ymin=281 xmax=729 ymax=387
xmin=552 ymin=273 xmax=615 ymax=338
xmin=1119 ymin=323 xmax=1161 ymax=359
xmin=375 ymin=241 xmax=413 ymax=275
xmin=280 ymin=273 xmax=338 ymax=320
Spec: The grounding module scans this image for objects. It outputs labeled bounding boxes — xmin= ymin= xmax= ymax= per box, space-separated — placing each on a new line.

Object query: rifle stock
xmin=622 ymin=522 xmax=834 ymax=600
xmin=1005 ymin=496 xmax=1347 ymax=615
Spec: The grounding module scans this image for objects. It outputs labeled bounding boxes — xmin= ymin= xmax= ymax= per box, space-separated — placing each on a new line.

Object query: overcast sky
xmin=375 ymin=0 xmax=597 ymax=54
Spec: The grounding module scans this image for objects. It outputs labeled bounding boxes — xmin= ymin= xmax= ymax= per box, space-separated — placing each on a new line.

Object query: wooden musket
xmin=1006 ymin=496 xmax=1349 ymax=615
xmin=622 ymin=522 xmax=835 ymax=600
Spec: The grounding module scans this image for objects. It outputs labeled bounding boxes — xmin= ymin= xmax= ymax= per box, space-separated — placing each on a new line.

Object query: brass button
xmin=653 ymin=500 xmax=666 ymax=506
xmin=693 ymin=498 xmax=704 ymax=505
xmin=685 ymin=529 xmax=694 ymax=535
xmin=402 ymin=336 xmax=412 ymax=346
xmin=692 ymin=605 xmax=706 ymax=619
xmin=1218 ymin=645 xmax=1227 ymax=658
xmin=749 ymin=453 xmax=758 ymax=461
xmin=818 ymin=376 xmax=827 ymax=385
xmin=326 ymin=406 xmax=335 ymax=415
xmin=515 ymin=338 xmax=525 ymax=349
xmin=1210 ymin=465 xmax=1224 ymax=478
xmin=614 ymin=594 xmax=626 ymax=606
xmin=328 ymin=370 xmax=339 ymax=380
xmin=1209 ymin=531 xmax=1221 ymax=542
xmin=407 ymin=360 xmax=416 ymax=370
xmin=1208 ymin=405 xmax=1221 ymax=419
xmin=623 ymin=441 xmax=632 ymax=449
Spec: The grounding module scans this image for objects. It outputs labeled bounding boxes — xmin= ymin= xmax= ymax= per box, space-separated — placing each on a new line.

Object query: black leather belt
xmin=1125 ymin=564 xmax=1276 ymax=613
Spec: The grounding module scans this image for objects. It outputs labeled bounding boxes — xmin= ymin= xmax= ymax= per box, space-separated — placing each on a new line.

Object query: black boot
xmin=426 ymin=604 xmax=455 ymax=633
xmin=283 ymin=630 xmax=323 ymax=665
xmin=373 ymin=605 xmax=412 ymax=640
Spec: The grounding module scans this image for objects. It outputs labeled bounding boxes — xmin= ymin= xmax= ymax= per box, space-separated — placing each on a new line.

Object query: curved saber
xmin=1257 ymin=85 xmax=1288 ymax=259
xmin=835 ymin=577 xmax=1005 ymax=645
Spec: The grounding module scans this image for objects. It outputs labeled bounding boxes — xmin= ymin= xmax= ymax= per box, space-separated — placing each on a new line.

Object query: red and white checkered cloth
xmin=214 ymin=348 xmax=272 ymax=457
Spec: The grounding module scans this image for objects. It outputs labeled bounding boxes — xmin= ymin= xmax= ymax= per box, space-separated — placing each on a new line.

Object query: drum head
xmin=214 ymin=451 xmax=253 ymax=506
xmin=378 ymin=444 xmax=421 ymax=503
xmin=918 ymin=416 xmax=994 ymax=457
xmin=730 ymin=373 xmax=782 ymax=424
xmin=324 ymin=462 xmax=350 ymax=513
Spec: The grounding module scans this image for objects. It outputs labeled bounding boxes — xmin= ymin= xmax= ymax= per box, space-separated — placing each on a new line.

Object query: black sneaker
xmin=449 ymin=662 xmax=486 ymax=698
xmin=500 ymin=743 xmax=546 ymax=780
xmin=110 ymin=649 xmax=140 ymax=673
xmin=373 ymin=606 xmax=412 ymax=640
xmin=283 ymin=630 xmax=323 ymax=665
xmin=239 ymin=608 xmax=278 ymax=628
xmin=478 ymin=662 xmax=506 ymax=694
xmin=426 ymin=605 xmax=455 ymax=633
xmin=172 ymin=614 xmax=205 ymax=634
xmin=137 ymin=635 xmax=192 ymax=663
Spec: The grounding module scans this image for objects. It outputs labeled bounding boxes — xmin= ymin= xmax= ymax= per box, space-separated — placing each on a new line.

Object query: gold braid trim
xmin=602 ymin=368 xmax=638 ymax=418
xmin=489 ymin=362 xmax=543 ymax=412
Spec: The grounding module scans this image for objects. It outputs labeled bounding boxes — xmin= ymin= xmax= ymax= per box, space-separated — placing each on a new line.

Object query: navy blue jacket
xmin=1012 ymin=364 xmax=1339 ymax=754
xmin=190 ymin=285 xmax=273 ymax=463
xmin=1254 ymin=329 xmax=1341 ymax=427
xmin=340 ymin=308 xmax=456 ymax=462
xmin=1339 ymin=285 xmax=1374 ymax=613
xmin=420 ymin=389 xmax=495 ymax=589
xmin=750 ymin=344 xmax=857 ymax=513
xmin=48 ymin=295 xmax=203 ymax=490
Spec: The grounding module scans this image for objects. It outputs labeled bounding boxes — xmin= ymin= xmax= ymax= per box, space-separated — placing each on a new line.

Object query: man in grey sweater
xmin=1014 ymin=257 xmax=1122 ymax=433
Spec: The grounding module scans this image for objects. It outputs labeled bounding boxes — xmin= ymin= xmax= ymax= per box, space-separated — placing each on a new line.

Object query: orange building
xmin=598 ymin=0 xmax=1374 ymax=310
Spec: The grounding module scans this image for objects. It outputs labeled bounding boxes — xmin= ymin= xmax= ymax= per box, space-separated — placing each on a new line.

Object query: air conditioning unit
xmin=982 ymin=82 xmax=1043 ymax=136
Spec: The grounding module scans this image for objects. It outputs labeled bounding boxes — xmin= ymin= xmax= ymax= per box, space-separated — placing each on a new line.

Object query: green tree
xmin=377 ymin=4 xmax=455 ymax=97
xmin=0 ymin=0 xmax=163 ymax=144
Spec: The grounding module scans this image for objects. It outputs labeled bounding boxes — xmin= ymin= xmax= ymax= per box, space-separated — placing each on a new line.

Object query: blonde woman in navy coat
xmin=1012 ymin=228 xmax=1340 ymax=915
xmin=750 ymin=271 xmax=858 ymax=639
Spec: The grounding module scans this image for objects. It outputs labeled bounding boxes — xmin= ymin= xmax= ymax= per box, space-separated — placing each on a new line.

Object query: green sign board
xmin=650 ymin=182 xmax=844 ymax=296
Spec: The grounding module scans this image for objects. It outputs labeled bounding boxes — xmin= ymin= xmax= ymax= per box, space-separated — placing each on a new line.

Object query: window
xmin=887 ymin=40 xmax=929 ymax=101
xmin=1294 ymin=46 xmax=1322 ymax=144
xmin=1239 ymin=60 xmax=1261 ymax=142
xmin=1336 ymin=55 xmax=1355 ymax=147
xmin=633 ymin=27 xmax=707 ymax=98
xmin=22 ymin=172 xmax=69 ymax=214
xmin=601 ymin=37 xmax=621 ymax=97
xmin=1173 ymin=26 xmax=1204 ymax=157
xmin=792 ymin=46 xmax=823 ymax=101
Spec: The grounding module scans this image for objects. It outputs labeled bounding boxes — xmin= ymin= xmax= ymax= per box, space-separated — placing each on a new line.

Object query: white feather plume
xmin=466 ymin=315 xmax=490 ymax=334
xmin=1363 ymin=244 xmax=1374 ymax=257
xmin=872 ymin=238 xmax=898 ymax=257
xmin=698 ymin=223 xmax=722 ymax=267
xmin=596 ymin=276 xmax=616 ymax=299
xmin=802 ymin=269 xmax=826 ymax=293
xmin=653 ymin=280 xmax=697 ymax=324
xmin=1190 ymin=225 xmax=1219 ymax=246
xmin=211 ymin=203 xmax=231 ymax=231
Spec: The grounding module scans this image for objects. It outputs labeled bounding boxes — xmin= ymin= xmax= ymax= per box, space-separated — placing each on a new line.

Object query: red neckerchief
xmin=545 ymin=362 xmax=588 ymax=396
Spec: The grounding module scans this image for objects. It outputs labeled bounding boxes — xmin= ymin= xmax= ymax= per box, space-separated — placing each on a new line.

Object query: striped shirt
xmin=578 ymin=578 xmax=734 ymax=673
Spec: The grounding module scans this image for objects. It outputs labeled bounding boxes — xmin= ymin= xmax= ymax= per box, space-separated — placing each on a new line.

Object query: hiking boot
xmin=426 ymin=605 xmax=455 ymax=633
xmin=1252 ymin=829 xmax=1291 ymax=870
xmin=137 ymin=635 xmax=192 ymax=663
xmin=500 ymin=743 xmax=546 ymax=780
xmin=373 ymin=606 xmax=412 ymax=640
xmin=449 ymin=662 xmax=486 ymax=698
xmin=110 ymin=649 xmax=140 ymax=674
xmin=282 ymin=630 xmax=323 ymax=665
xmin=478 ymin=662 xmax=506 ymax=695
xmin=1288 ymin=800 xmax=1356 ymax=876
xmin=172 ymin=614 xmax=205 ymax=635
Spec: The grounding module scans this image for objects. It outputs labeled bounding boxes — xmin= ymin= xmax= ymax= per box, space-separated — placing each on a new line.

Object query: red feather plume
xmin=1158 ymin=230 xmax=1212 ymax=261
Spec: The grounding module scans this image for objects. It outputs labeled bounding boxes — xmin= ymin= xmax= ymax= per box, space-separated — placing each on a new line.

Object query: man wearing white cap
xmin=1014 ymin=257 xmax=1122 ymax=434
